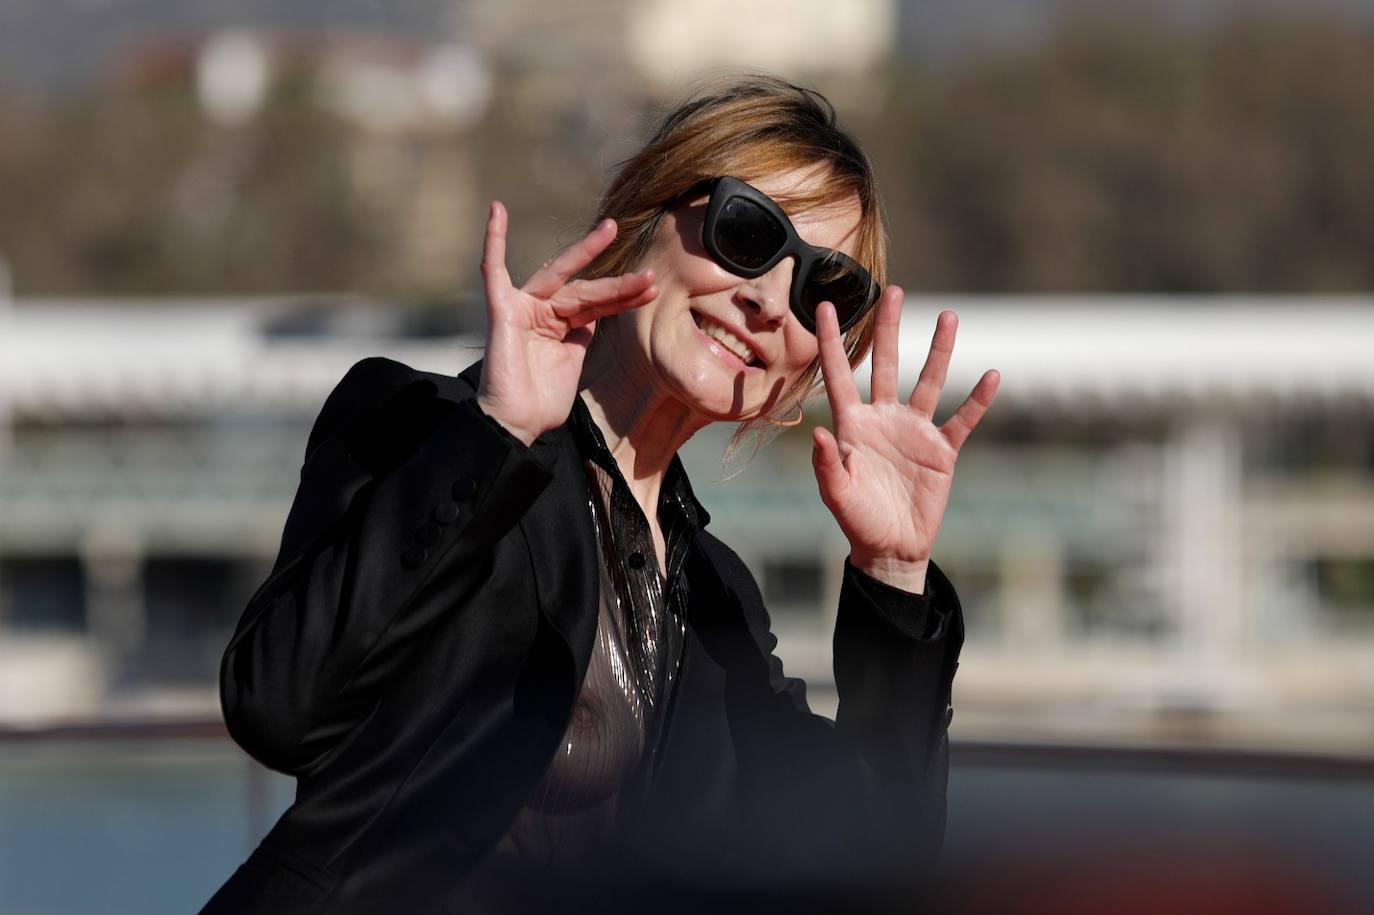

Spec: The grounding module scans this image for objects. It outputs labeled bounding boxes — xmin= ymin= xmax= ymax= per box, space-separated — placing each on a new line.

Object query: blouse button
xmin=627 ymin=552 xmax=646 ymax=570
xmin=432 ymin=503 xmax=459 ymax=525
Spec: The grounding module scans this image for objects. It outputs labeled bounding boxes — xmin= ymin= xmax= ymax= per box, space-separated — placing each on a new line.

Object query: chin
xmin=671 ymin=362 xmax=776 ymax=423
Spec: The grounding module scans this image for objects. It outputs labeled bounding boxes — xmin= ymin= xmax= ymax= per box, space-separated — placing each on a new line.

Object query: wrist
xmin=474 ymin=395 xmax=538 ymax=448
xmin=850 ymin=553 xmax=929 ymax=595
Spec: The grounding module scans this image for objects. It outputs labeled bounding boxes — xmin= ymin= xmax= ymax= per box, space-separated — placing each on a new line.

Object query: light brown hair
xmin=580 ymin=75 xmax=886 ymax=445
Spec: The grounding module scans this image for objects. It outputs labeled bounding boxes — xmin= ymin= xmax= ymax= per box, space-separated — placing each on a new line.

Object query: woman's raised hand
xmin=811 ymin=289 xmax=999 ymax=593
xmin=475 ymin=202 xmax=658 ymax=446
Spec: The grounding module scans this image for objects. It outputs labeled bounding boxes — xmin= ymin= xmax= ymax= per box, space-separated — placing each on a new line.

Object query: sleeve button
xmin=402 ymin=546 xmax=429 ymax=569
xmin=416 ymin=522 xmax=441 ymax=546
xmin=432 ymin=503 xmax=459 ymax=525
xmin=451 ymin=478 xmax=476 ymax=502
xmin=627 ymin=551 xmax=646 ymax=570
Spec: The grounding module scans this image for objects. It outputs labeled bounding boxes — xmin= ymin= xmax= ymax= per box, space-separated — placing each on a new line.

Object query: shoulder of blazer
xmin=305 ymin=356 xmax=487 ymax=472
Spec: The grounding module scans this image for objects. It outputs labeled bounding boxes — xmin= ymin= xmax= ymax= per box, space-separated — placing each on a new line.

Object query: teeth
xmin=696 ymin=314 xmax=758 ymax=366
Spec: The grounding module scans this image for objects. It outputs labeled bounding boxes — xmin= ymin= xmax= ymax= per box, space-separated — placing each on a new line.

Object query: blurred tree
xmin=867 ymin=11 xmax=1374 ymax=292
xmin=2 ymin=11 xmax=1373 ymax=297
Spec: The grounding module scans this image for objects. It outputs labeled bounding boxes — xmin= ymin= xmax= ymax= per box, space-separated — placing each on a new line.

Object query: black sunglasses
xmin=699 ymin=176 xmax=879 ymax=334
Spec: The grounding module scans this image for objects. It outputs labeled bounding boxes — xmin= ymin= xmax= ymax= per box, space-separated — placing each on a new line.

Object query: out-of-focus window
xmin=138 ymin=558 xmax=266 ymax=684
xmin=1064 ymin=559 xmax=1168 ymax=642
xmin=1309 ymin=557 xmax=1374 ymax=633
xmin=0 ymin=557 xmax=87 ymax=632
xmin=762 ymin=556 xmax=825 ymax=619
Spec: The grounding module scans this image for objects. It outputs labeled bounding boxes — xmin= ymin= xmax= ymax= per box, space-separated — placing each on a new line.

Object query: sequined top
xmin=488 ymin=393 xmax=703 ymax=869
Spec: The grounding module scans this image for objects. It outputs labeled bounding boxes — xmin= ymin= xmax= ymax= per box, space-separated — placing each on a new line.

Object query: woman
xmin=203 ymin=76 xmax=998 ymax=914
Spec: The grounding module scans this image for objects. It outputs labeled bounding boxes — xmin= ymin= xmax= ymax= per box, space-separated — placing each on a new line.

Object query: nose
xmin=734 ymin=257 xmax=794 ymax=327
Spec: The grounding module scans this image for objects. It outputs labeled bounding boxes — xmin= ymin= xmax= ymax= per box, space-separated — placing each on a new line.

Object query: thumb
xmin=811 ymin=426 xmax=848 ymax=505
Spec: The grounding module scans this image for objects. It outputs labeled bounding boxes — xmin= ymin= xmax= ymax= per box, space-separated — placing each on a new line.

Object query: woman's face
xmin=617 ymin=166 xmax=865 ymax=424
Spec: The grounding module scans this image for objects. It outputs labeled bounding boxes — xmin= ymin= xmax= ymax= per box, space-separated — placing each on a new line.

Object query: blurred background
xmin=2 ymin=0 xmax=1373 ymax=912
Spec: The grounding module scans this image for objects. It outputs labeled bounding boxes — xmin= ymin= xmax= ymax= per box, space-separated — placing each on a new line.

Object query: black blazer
xmin=202 ymin=357 xmax=964 ymax=914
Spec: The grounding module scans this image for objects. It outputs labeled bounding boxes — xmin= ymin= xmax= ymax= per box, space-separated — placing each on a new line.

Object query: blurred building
xmin=2 ymin=294 xmax=1372 ymax=756
xmin=706 ymin=298 xmax=1374 ymax=755
xmin=458 ymin=0 xmax=895 ymax=90
xmin=0 ymin=296 xmax=480 ymax=722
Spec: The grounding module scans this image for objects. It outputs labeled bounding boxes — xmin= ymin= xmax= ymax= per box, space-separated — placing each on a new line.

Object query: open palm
xmin=812 ymin=290 xmax=999 ymax=591
xmin=476 ymin=202 xmax=657 ymax=446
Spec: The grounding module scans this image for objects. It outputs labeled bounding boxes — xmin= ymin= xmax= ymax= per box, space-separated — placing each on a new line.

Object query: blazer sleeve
xmin=219 ymin=357 xmax=555 ymax=776
xmin=830 ymin=559 xmax=962 ymax=867
xmin=701 ymin=536 xmax=963 ymax=885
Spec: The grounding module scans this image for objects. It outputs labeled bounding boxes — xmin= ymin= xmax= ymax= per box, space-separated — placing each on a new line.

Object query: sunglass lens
xmin=714 ymin=196 xmax=787 ymax=271
xmin=799 ymin=256 xmax=876 ymax=329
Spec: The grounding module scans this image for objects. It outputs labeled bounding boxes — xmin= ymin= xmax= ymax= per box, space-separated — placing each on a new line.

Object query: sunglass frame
xmin=700 ymin=176 xmax=878 ymax=334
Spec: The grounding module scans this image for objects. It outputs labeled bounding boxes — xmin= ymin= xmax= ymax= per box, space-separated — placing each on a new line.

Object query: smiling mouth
xmin=692 ymin=311 xmax=762 ymax=367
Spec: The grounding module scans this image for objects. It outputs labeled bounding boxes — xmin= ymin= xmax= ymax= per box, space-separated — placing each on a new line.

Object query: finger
xmin=869 ymin=286 xmax=903 ymax=403
xmin=561 ymin=283 xmax=659 ymax=330
xmin=549 ymin=270 xmax=655 ymax=320
xmin=816 ymin=302 xmax=861 ymax=415
xmin=811 ymin=426 xmax=849 ymax=505
xmin=907 ymin=309 xmax=958 ymax=419
xmin=480 ymin=201 xmax=512 ymax=294
xmin=942 ymin=369 xmax=1001 ymax=452
xmin=522 ymin=218 xmax=618 ymax=298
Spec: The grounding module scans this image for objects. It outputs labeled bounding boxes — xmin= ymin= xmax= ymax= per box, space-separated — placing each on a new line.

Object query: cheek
xmin=646 ymin=236 xmax=746 ymax=302
xmin=779 ymin=323 xmax=821 ymax=376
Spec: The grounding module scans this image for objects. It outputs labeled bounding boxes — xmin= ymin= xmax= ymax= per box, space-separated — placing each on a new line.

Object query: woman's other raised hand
xmin=475 ymin=202 xmax=658 ymax=446
xmin=811 ymin=289 xmax=1000 ymax=593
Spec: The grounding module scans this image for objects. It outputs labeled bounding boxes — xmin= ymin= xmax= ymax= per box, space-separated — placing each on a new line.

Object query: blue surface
xmin=2 ymin=738 xmax=1372 ymax=913
xmin=0 ymin=741 xmax=293 ymax=915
